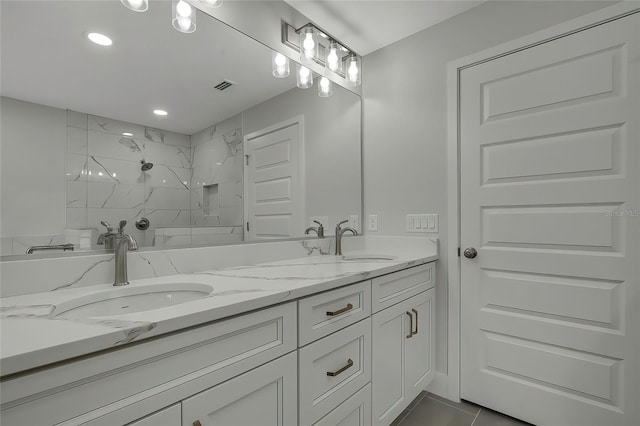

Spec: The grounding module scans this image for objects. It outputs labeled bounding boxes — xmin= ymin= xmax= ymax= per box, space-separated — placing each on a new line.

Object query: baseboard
xmin=425 ymin=372 xmax=450 ymax=399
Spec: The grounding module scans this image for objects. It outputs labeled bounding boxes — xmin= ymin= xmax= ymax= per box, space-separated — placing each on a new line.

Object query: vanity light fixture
xmin=345 ymin=54 xmax=361 ymax=87
xmin=121 ymin=0 xmax=148 ymax=12
xmin=153 ymin=109 xmax=168 ymax=116
xmin=172 ymin=0 xmax=196 ymax=33
xmin=296 ymin=64 xmax=313 ymax=89
xmin=272 ymin=52 xmax=290 ymax=78
xmin=87 ymin=32 xmax=113 ymax=47
xmin=318 ymin=77 xmax=332 ymax=97
xmin=282 ymin=21 xmax=362 ymax=87
xmin=200 ymin=0 xmax=223 ymax=7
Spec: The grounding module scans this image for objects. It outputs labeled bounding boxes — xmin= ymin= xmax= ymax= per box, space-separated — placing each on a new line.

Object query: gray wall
xmin=362 ymin=0 xmax=616 ymax=376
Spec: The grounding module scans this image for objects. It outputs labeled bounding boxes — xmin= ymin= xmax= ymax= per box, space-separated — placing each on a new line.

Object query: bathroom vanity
xmin=0 ymin=238 xmax=437 ymax=426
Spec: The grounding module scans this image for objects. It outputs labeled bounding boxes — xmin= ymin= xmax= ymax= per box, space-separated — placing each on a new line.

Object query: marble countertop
xmin=0 ymin=245 xmax=438 ymax=377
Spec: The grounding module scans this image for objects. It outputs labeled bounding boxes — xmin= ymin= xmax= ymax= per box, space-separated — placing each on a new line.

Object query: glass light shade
xmin=299 ymin=26 xmax=318 ymax=62
xmin=318 ymin=77 xmax=332 ymax=97
xmin=296 ymin=64 xmax=313 ymax=89
xmin=172 ymin=0 xmax=197 ymax=33
xmin=345 ymin=54 xmax=361 ymax=87
xmin=121 ymin=0 xmax=148 ymax=12
xmin=200 ymin=0 xmax=223 ymax=7
xmin=325 ymin=41 xmax=342 ymax=73
xmin=272 ymin=52 xmax=290 ymax=78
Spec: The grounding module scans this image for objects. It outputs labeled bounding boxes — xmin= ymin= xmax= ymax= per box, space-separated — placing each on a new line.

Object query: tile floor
xmin=391 ymin=392 xmax=533 ymax=426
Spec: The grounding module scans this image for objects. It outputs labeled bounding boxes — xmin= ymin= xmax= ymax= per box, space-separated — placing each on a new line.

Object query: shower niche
xmin=203 ymin=183 xmax=220 ymax=217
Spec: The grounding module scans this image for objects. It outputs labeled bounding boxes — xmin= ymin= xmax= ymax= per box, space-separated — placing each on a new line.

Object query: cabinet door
xmin=404 ymin=289 xmax=435 ymax=401
xmin=127 ymin=404 xmax=181 ymax=426
xmin=372 ymin=297 xmax=412 ymax=426
xmin=372 ymin=290 xmax=436 ymax=426
xmin=182 ymin=351 xmax=297 ymax=426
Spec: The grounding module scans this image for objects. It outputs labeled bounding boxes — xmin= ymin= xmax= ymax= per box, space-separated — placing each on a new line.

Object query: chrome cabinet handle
xmin=412 ymin=308 xmax=419 ymax=335
xmin=326 ymin=303 xmax=353 ymax=316
xmin=327 ymin=358 xmax=354 ymax=377
xmin=406 ymin=311 xmax=414 ymax=338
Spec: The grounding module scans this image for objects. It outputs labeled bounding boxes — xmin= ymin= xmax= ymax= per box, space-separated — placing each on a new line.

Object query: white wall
xmin=1 ymin=97 xmax=67 ymax=237
xmin=362 ymin=0 xmax=616 ymax=376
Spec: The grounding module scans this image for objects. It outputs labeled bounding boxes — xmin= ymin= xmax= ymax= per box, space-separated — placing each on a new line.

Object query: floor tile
xmin=472 ymin=407 xmax=533 ymax=426
xmin=397 ymin=395 xmax=476 ymax=426
xmin=425 ymin=392 xmax=481 ymax=416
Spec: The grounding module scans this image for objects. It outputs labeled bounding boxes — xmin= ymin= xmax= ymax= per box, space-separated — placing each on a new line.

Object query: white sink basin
xmin=342 ymin=254 xmax=397 ymax=261
xmin=53 ymin=283 xmax=214 ymax=319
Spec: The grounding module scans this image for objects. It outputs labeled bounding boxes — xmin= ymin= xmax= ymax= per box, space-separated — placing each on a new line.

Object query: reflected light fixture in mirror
xmin=272 ymin=52 xmax=290 ymax=78
xmin=121 ymin=0 xmax=148 ymax=12
xmin=318 ymin=77 xmax=332 ymax=97
xmin=200 ymin=0 xmax=223 ymax=7
xmin=87 ymin=32 xmax=113 ymax=47
xmin=346 ymin=54 xmax=361 ymax=87
xmin=172 ymin=0 xmax=196 ymax=33
xmin=296 ymin=64 xmax=313 ymax=89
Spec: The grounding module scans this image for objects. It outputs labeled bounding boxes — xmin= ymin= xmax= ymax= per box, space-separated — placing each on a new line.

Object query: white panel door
xmin=244 ymin=120 xmax=303 ymax=240
xmin=460 ymin=13 xmax=639 ymax=426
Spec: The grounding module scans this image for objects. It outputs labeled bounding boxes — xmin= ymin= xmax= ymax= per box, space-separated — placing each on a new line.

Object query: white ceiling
xmin=285 ymin=0 xmax=487 ymax=55
xmin=0 ymin=1 xmax=297 ymax=135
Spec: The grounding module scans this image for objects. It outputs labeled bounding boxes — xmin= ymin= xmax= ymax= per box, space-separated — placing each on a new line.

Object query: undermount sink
xmin=342 ymin=254 xmax=397 ymax=261
xmin=53 ymin=283 xmax=214 ymax=319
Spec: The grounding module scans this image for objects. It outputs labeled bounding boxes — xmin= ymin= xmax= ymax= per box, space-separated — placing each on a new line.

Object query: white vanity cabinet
xmin=371 ymin=264 xmax=436 ymax=426
xmin=127 ymin=405 xmax=181 ymax=426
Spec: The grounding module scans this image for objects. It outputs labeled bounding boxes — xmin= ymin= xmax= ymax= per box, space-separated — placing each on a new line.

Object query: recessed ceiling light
xmin=153 ymin=109 xmax=168 ymax=116
xmin=87 ymin=32 xmax=113 ymax=46
xmin=122 ymin=132 xmax=133 ymax=137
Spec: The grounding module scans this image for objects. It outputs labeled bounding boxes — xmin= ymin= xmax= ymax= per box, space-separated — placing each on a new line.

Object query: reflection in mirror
xmin=0 ymin=1 xmax=361 ymax=258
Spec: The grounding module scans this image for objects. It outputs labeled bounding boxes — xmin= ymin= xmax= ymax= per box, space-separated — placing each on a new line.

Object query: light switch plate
xmin=406 ymin=214 xmax=438 ymax=233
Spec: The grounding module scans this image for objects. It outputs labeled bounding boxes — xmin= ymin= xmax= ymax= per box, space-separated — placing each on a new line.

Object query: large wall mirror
xmin=0 ymin=0 xmax=361 ymax=258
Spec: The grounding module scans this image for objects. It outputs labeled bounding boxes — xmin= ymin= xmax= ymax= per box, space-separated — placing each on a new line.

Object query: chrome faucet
xmin=335 ymin=219 xmax=358 ymax=256
xmin=305 ymin=220 xmax=325 ymax=238
xmin=112 ymin=220 xmax=138 ymax=286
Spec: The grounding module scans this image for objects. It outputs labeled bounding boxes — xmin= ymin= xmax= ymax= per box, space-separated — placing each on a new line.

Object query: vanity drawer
xmin=372 ymin=263 xmax=435 ymax=313
xmin=299 ymin=318 xmax=371 ymax=425
xmin=314 ymin=383 xmax=371 ymax=426
xmin=298 ymin=280 xmax=371 ymax=346
xmin=1 ymin=302 xmax=296 ymax=426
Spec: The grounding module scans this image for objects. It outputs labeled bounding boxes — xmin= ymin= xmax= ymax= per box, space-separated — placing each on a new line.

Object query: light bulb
xmin=272 ymin=52 xmax=289 ymax=78
xmin=274 ymin=53 xmax=286 ymax=67
xmin=87 ymin=32 xmax=113 ymax=46
xmin=320 ymin=78 xmax=330 ymax=89
xmin=296 ymin=64 xmax=313 ymax=89
xmin=326 ymin=43 xmax=339 ymax=72
xmin=176 ymin=0 xmax=192 ymax=17
xmin=178 ymin=17 xmax=192 ymax=31
xmin=318 ymin=77 xmax=332 ymax=97
xmin=121 ymin=0 xmax=148 ymax=12
xmin=127 ymin=0 xmax=144 ymax=8
xmin=348 ymin=62 xmax=358 ymax=82
xmin=300 ymin=67 xmax=310 ymax=81
xmin=200 ymin=0 xmax=223 ymax=7
xmin=303 ymin=33 xmax=315 ymax=58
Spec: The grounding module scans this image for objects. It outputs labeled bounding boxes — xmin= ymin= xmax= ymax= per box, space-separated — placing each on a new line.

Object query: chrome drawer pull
xmin=327 ymin=358 xmax=354 ymax=377
xmin=326 ymin=303 xmax=353 ymax=317
xmin=412 ymin=308 xmax=419 ymax=335
xmin=406 ymin=311 xmax=414 ymax=338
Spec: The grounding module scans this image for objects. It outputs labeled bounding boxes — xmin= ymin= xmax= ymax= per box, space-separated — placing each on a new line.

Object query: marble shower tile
xmin=88 ymin=130 xmax=144 ymax=162
xmin=67 ymin=127 xmax=88 ymax=154
xmin=67 ymin=110 xmax=87 ymax=129
xmin=144 ymin=140 xmax=191 ymax=168
xmin=219 ymin=206 xmax=242 ymax=226
xmin=67 ymin=208 xmax=88 ymax=229
xmin=144 ymin=127 xmax=189 ymax=148
xmin=144 ymin=164 xmax=190 ymax=190
xmin=145 ymin=186 xmax=190 ymax=210
xmin=66 ymin=154 xmax=88 ymax=182
xmin=67 ymin=181 xmax=87 ymax=208
xmin=88 ymin=115 xmax=144 ymax=139
xmin=87 ymin=182 xmax=144 ymax=209
xmin=144 ymin=209 xmax=191 ymax=228
xmin=87 ymin=156 xmax=143 ymax=185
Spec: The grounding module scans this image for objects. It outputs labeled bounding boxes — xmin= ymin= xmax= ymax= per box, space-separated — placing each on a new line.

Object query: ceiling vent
xmin=214 ymin=80 xmax=234 ymax=91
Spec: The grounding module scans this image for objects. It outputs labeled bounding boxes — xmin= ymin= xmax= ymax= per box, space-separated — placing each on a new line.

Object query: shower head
xmin=141 ymin=160 xmax=153 ymax=171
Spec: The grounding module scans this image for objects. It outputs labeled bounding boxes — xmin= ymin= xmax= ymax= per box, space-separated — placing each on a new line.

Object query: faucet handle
xmin=100 ymin=221 xmax=113 ymax=231
xmin=118 ymin=220 xmax=127 ymax=233
xmin=336 ymin=219 xmax=349 ymax=231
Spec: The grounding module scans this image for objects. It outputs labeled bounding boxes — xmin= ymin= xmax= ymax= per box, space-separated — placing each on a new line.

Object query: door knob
xmin=463 ymin=247 xmax=477 ymax=259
